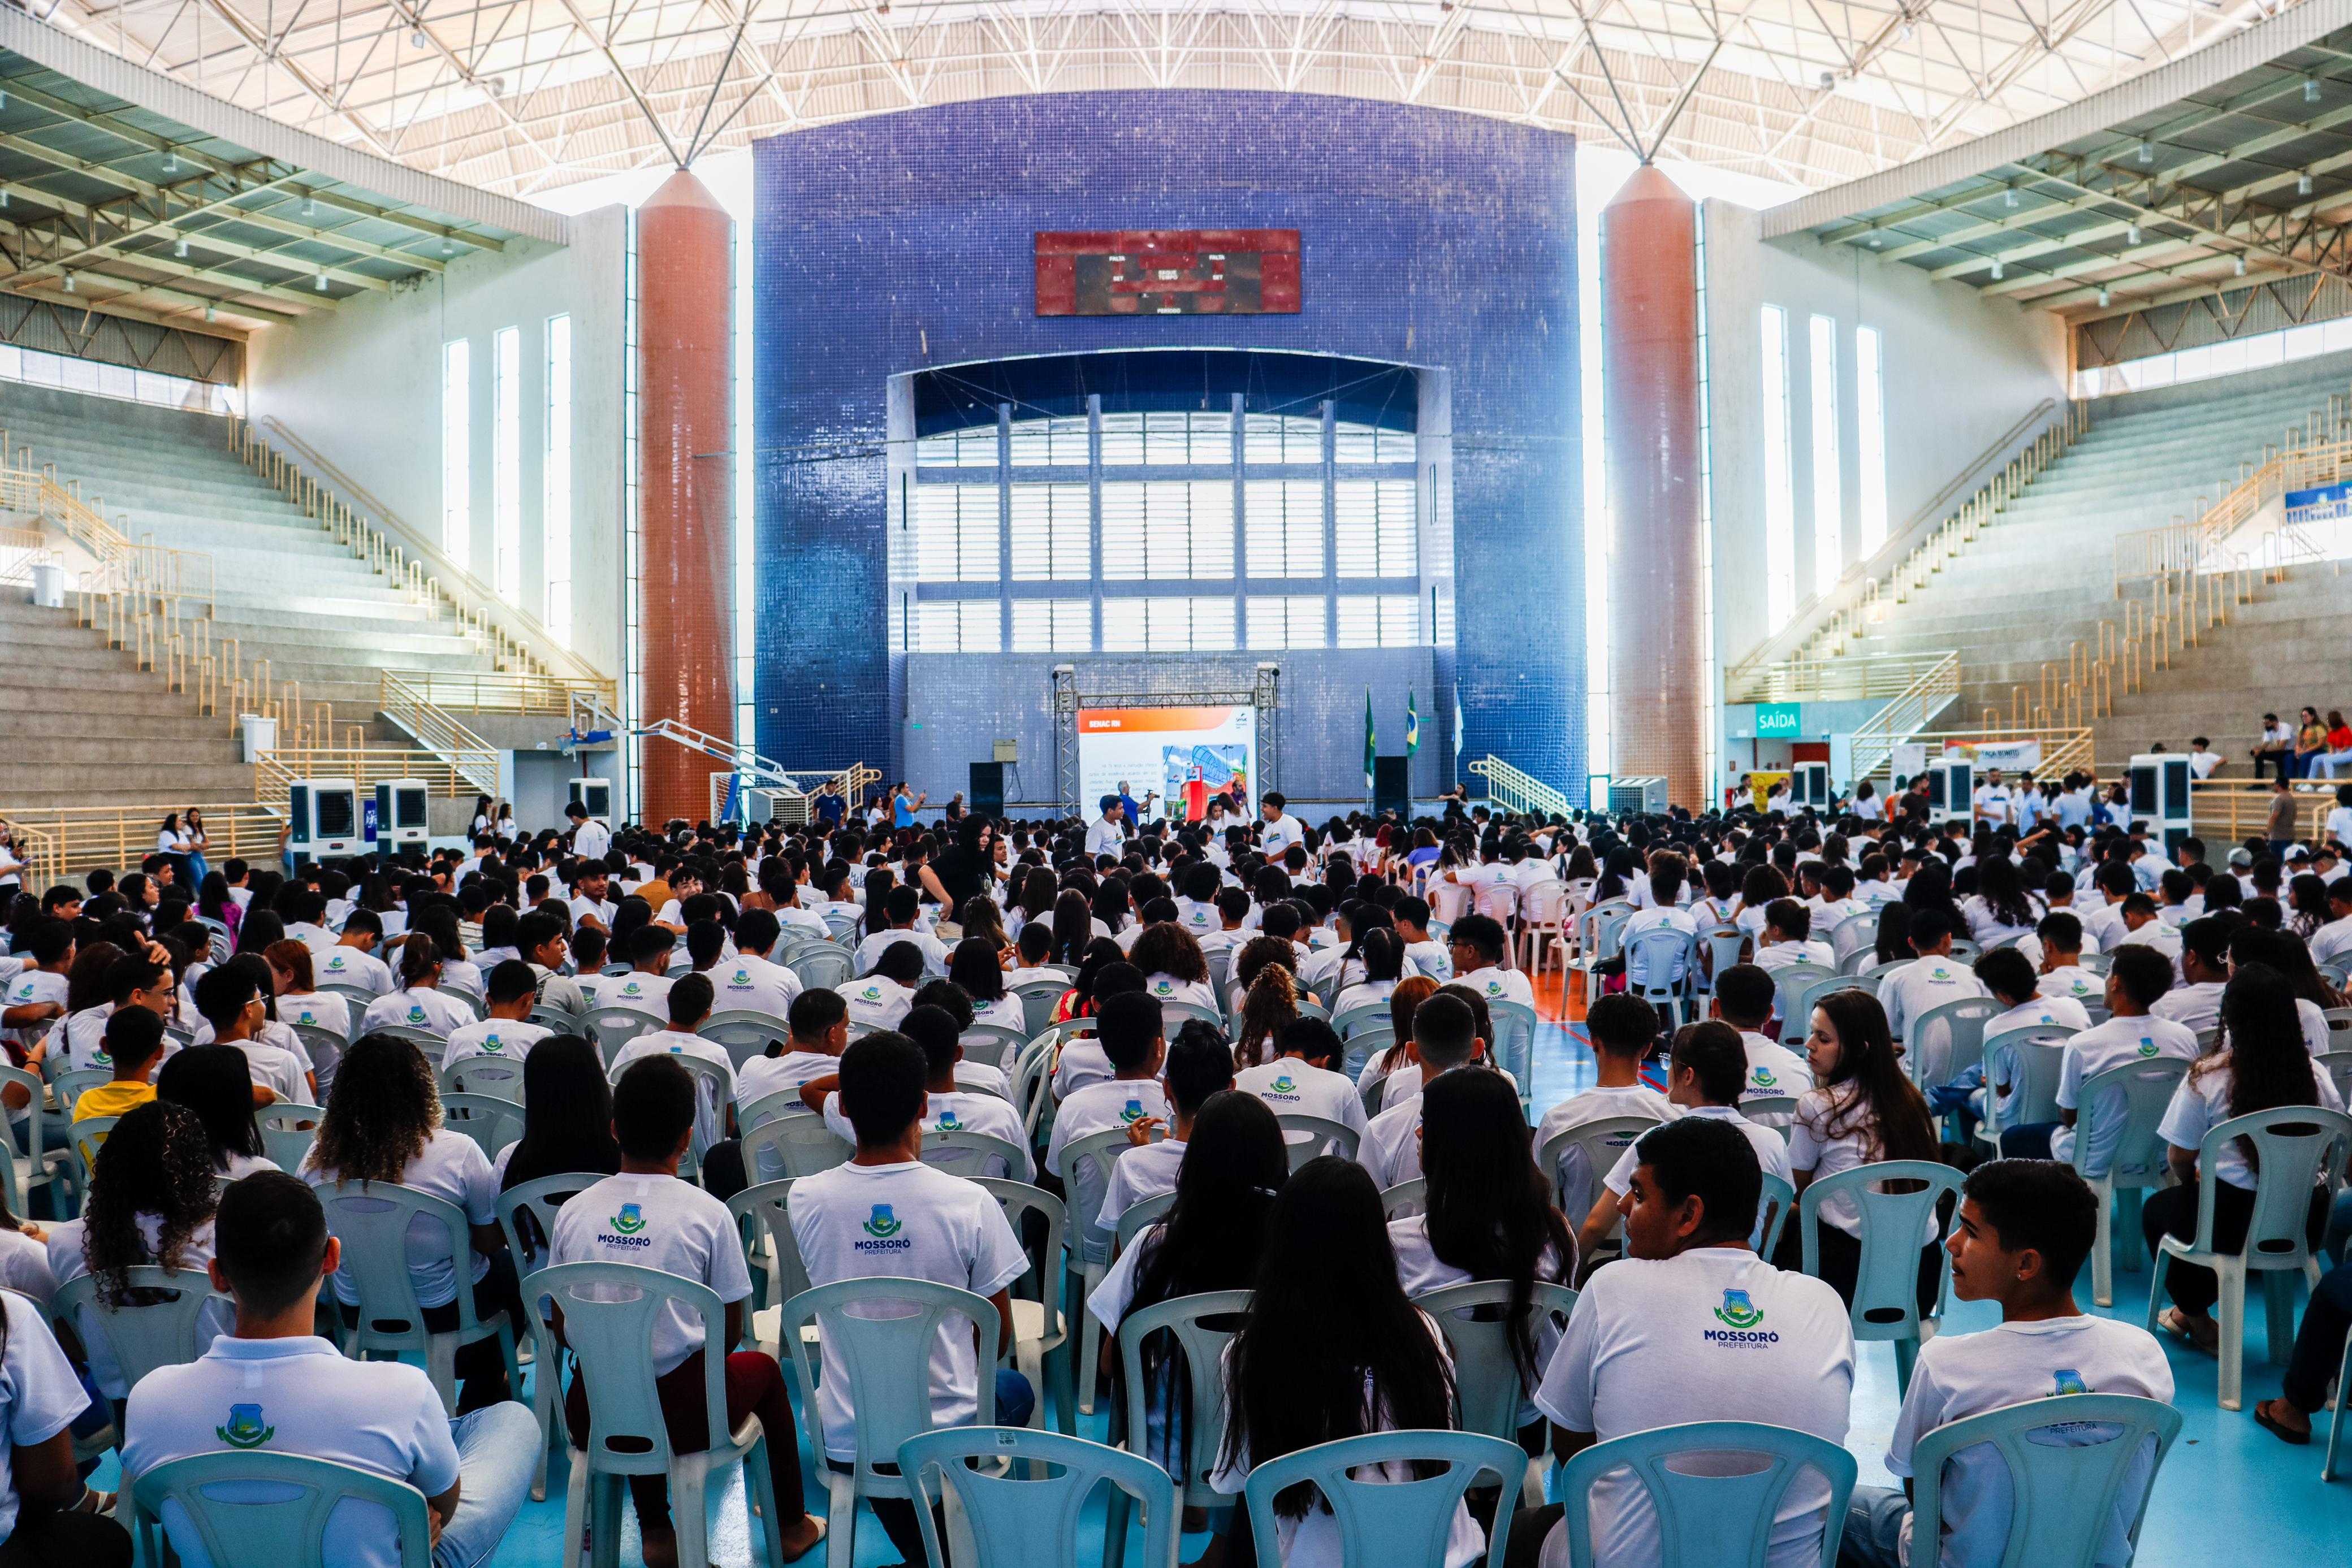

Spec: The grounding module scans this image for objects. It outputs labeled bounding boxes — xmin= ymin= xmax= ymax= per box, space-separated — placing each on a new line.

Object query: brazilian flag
xmin=1364 ymin=688 xmax=1377 ymax=790
xmin=1406 ymin=688 xmax=1421 ymax=755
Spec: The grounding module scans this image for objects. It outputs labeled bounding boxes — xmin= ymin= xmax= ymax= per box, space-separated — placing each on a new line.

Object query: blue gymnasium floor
xmin=98 ymin=1017 xmax=2352 ymax=1565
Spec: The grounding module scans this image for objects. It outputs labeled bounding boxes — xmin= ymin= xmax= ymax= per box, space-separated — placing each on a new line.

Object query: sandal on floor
xmin=2254 ymin=1400 xmax=2312 ymax=1446
xmin=2158 ymin=1307 xmax=2219 ymax=1355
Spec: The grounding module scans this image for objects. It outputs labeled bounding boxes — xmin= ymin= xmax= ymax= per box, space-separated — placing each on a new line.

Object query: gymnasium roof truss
xmin=10 ymin=0 xmax=2307 ymax=200
xmin=0 ymin=19 xmax=540 ymax=338
xmin=1782 ymin=4 xmax=2352 ymax=320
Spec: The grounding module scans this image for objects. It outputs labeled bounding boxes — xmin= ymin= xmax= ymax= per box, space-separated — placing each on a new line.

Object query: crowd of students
xmin=0 ymin=785 xmax=2341 ymax=1567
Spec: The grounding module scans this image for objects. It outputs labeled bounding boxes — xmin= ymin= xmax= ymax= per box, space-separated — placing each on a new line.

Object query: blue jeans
xmin=2325 ymin=1186 xmax=2352 ymax=1269
xmin=1838 ymin=1485 xmax=1910 ymax=1567
xmin=433 ymin=1402 xmax=541 ymax=1568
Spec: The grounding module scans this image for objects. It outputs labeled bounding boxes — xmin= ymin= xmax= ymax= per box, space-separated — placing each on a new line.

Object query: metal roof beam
xmin=0 ymin=259 xmax=301 ymax=325
xmin=3 ymin=285 xmax=250 ymax=340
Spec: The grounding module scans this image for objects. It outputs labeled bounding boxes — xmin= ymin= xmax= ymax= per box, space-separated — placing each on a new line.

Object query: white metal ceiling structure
xmin=14 ymin=0 xmax=2309 ymax=199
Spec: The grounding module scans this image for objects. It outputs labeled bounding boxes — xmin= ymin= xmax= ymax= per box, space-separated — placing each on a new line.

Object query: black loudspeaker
xmin=1372 ymin=755 xmax=1411 ymax=817
xmin=969 ymin=761 xmax=1006 ymax=816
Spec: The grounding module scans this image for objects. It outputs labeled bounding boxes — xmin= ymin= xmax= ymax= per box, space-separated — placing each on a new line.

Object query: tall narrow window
xmin=1808 ymin=314 xmax=1841 ymax=597
xmin=1761 ymin=306 xmax=1796 ymax=630
xmin=544 ymin=316 xmax=573 ymax=645
xmin=492 ymin=326 xmax=521 ymax=601
xmin=1856 ymin=325 xmax=1888 ymax=557
xmin=441 ymin=340 xmax=470 ymax=565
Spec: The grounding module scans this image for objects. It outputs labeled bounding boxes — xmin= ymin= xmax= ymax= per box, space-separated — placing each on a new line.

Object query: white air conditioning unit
xmin=288 ymin=777 xmax=361 ymax=865
xmin=1608 ymin=776 xmax=1669 ymax=815
xmin=1789 ymin=761 xmax=1831 ymax=809
xmin=2128 ymin=752 xmax=2195 ymax=854
xmin=569 ymin=777 xmax=613 ymax=825
xmin=372 ymin=780 xmax=431 ymax=848
xmin=1925 ymin=759 xmax=1974 ymax=826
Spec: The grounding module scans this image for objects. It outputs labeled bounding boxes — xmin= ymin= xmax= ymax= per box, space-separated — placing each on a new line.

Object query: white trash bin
xmin=28 ymin=564 xmax=62 ymax=609
xmin=240 ymin=714 xmax=278 ymax=762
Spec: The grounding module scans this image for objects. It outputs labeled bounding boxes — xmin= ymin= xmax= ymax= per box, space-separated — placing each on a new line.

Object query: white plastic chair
xmin=1056 ymin=1123 xmax=1164 ymax=1416
xmin=1973 ymin=1028 xmax=2073 ymax=1151
xmin=438 ymin=1052 xmax=525 ymax=1103
xmin=2145 ymin=1104 xmax=2352 ymax=1409
xmin=925 ymin=1127 xmax=1028 ymax=1181
xmin=1330 ymin=1002 xmax=1389 ymax=1042
xmin=1906 ymin=1394 xmax=2181 ymax=1568
xmin=901 ymin=1425 xmax=1181 ymax=1568
xmin=1238 ymin=1429 xmax=1528 ymax=1568
xmin=1798 ymin=1159 xmax=1960 ymax=1394
xmin=0 ymin=1063 xmax=66 ymax=1217
xmin=698 ymin=1009 xmax=792 ymax=1073
xmin=64 ymin=1115 xmax=115 ymax=1216
xmin=1113 ymin=1289 xmax=1251 ymax=1510
xmin=1013 ymin=979 xmax=1071 ymax=1037
xmin=2316 ymin=1049 xmax=2352 ymax=1110
xmin=1905 ymin=997 xmax=2004 ymax=1097
xmin=256 ymin=1103 xmax=322 ymax=1173
xmin=740 ymin=1106 xmax=851 ymax=1182
xmin=782 ymin=1276 xmax=1000 ymax=1568
xmin=585 ymin=1005 xmax=665 ymax=1066
xmin=498 ymin=1172 xmax=604 ymax=1501
xmin=530 ymin=1262 xmax=793 ymax=1568
xmin=317 ymin=1179 xmax=520 ymax=1413
xmin=1488 ymin=999 xmax=1539 ymax=1108
xmin=973 ymin=1176 xmax=1075 ymax=1435
xmin=1380 ymin=1179 xmax=1426 ymax=1220
xmin=1624 ymin=928 xmax=1698 ymax=1028
xmin=439 ymin=1092 xmax=526 ymax=1163
xmin=1826 ymin=915 xmax=1878 ymax=965
xmin=1556 ymin=1419 xmax=1860 ymax=1567
xmin=51 ymin=1264 xmax=230 ymax=1394
xmin=2069 ymin=1058 xmax=2189 ymax=1309
xmin=1767 ymin=965 xmax=1838 ymax=1045
xmin=963 ymin=1023 xmax=1031 ymax=1075
xmin=1537 ymin=1114 xmax=1664 ymax=1227
xmin=1752 ymin=1171 xmax=1797 ymax=1258
xmin=132 ymin=1452 xmax=433 ymax=1568
xmin=1515 ymin=878 xmax=1570 ymax=976
xmin=49 ymin=1067 xmax=109 ymax=1116
xmin=1414 ymin=1279 xmax=1579 ymax=1443
xmin=1276 ymin=1111 xmax=1360 ymax=1168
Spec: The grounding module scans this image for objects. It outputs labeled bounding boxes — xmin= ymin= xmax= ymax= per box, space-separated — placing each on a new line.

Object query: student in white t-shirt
xmin=439 ymin=960 xmax=552 ymax=1095
xmin=548 ymin=1054 xmax=824 ymax=1563
xmin=1878 ymin=908 xmax=1989 ymax=1043
xmin=1776 ymin=989 xmax=1945 ymax=1313
xmin=193 ymin=963 xmax=313 ymax=1107
xmin=2047 ymin=945 xmax=2196 ymax=1176
xmin=1095 ymin=1021 xmax=1233 ymax=1229
xmin=736 ymin=985 xmax=851 ymax=1128
xmin=802 ymin=1005 xmax=1034 ymax=1181
xmin=0 ymin=1277 xmax=118 ymax=1563
xmin=1709 ymin=964 xmax=1815 ymax=1112
xmin=1750 ymin=898 xmax=1836 ymax=973
xmin=584 ymin=924 xmax=678 ymax=1019
xmin=1234 ymin=1016 xmax=1369 ymax=1157
xmin=853 ymin=886 xmax=950 ymax=978
xmin=317 ymin=911 xmax=397 ymax=996
xmin=606 ymin=974 xmax=738 ymax=1170
xmin=1514 ymin=1115 xmax=1854 ymax=1568
xmin=1047 ymin=993 xmax=1175 ymax=1249
xmin=1841 ymin=1159 xmax=2174 ymax=1568
xmin=1954 ymin=947 xmax=2090 ymax=1156
xmin=836 ymin=942 xmax=923 ymax=1031
xmin=2146 ymin=917 xmax=2229 ymax=1035
xmin=788 ymin=1031 xmax=1034 ymax=1565
xmin=357 ymin=936 xmax=477 ymax=1042
xmin=1212 ymin=1156 xmax=1488 ymax=1568
xmin=2142 ymin=965 xmax=2345 ymax=1352
xmin=1445 ymin=915 xmax=1536 ymax=1009
xmin=1534 ymin=993 xmax=1675 ymax=1220
xmin=123 ymin=1171 xmax=536 ymax=1568
xmin=302 ymin=1033 xmax=520 ymax=1412
xmin=1584 ymin=1021 xmax=1790 ymax=1261
xmin=2029 ymin=911 xmax=2103 ymax=1004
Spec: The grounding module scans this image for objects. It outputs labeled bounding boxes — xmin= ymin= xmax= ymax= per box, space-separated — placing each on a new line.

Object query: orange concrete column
xmin=1601 ymin=164 xmax=1705 ymax=810
xmin=637 ymin=169 xmax=736 ymax=825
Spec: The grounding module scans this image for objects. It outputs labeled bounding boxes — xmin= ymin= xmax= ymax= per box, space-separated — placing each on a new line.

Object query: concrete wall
xmin=244 ymin=207 xmax=631 ymax=680
xmin=1702 ymin=201 xmax=2068 ymax=670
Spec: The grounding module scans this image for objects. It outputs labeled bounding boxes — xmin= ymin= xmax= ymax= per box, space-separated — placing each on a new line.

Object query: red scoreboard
xmin=1035 ymin=230 xmax=1302 ymax=315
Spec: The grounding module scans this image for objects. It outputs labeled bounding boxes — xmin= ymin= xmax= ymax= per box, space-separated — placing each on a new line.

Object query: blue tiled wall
xmin=752 ymin=90 xmax=1583 ymax=796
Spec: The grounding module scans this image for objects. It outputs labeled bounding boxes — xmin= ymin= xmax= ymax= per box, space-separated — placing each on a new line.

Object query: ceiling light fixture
xmin=164 ymin=151 xmax=178 ymax=174
xmin=1990 ymin=259 xmax=2005 ymax=280
xmin=175 ymin=239 xmax=188 ymax=257
xmin=2300 ymin=171 xmax=2315 ymax=196
xmin=2236 ymin=255 xmax=2247 ymax=276
xmin=62 ymin=273 xmax=73 ymax=292
xmin=1868 ymin=235 xmax=1882 ymax=248
xmin=2310 ymin=79 xmax=2323 ymax=102
xmin=2127 ymin=224 xmax=2141 ymax=245
xmin=2005 ymin=187 xmax=2018 ymax=208
xmin=303 ymin=196 xmax=316 ymax=216
xmin=315 ymin=274 xmax=329 ymax=291
xmin=1899 ymin=21 xmax=1913 ymax=37
xmin=411 ymin=28 xmax=426 ymax=46
xmin=2137 ymin=140 xmax=2154 ymax=163
xmin=2098 ymin=289 xmax=2111 ymax=307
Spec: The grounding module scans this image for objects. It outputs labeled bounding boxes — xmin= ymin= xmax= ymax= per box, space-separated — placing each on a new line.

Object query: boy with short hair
xmin=1100 ymin=1020 xmax=1232 ymax=1225
xmin=1044 ymin=991 xmax=1173 ymax=1184
xmin=1361 ymin=993 xmax=1491 ymax=1188
xmin=2147 ymin=916 xmax=2229 ymax=1034
xmin=589 ymin=924 xmax=677 ymax=1014
xmin=1710 ymin=963 xmax=1815 ymax=1112
xmin=1841 ymin=1160 xmax=2174 ymax=1568
xmin=193 ymin=964 xmax=310 ymax=1106
xmin=1878 ymin=908 xmax=1988 ymax=1042
xmin=75 ymin=1007 xmax=168 ymax=1121
xmin=550 ymin=1057 xmax=824 ymax=1565
xmin=2048 ymin=946 xmax=2195 ymax=1175
xmin=800 ymin=1005 xmax=1032 ymax=1180
xmin=440 ymin=960 xmax=553 ymax=1077
xmin=1535 ymin=993 xmax=1677 ymax=1220
xmin=607 ymin=973 xmax=738 ymax=1160
xmin=715 ymin=908 xmax=802 ymax=1016
xmin=1443 ymin=914 xmax=1532 ymax=1006
xmin=1580 ymin=1021 xmax=1788 ymax=1261
xmin=2029 ymin=912 xmax=2101 ymax=1002
xmin=320 ymin=908 xmax=395 ymax=995
xmin=788 ymin=1033 xmax=1034 ymax=1563
xmin=122 ymin=1172 xmax=541 ymax=1568
xmin=736 ymin=985 xmax=851 ymax=1117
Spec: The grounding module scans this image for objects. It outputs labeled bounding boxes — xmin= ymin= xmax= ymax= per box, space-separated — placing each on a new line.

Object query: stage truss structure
xmin=1053 ymin=661 xmax=1280 ymax=820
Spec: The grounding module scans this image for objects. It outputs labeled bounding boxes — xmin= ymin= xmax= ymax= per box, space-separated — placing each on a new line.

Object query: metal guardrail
xmin=6 ymin=803 xmax=281 ymax=890
xmin=384 ymin=668 xmax=616 ymax=716
xmin=2188 ymin=782 xmax=2344 ymax=845
xmin=379 ymin=673 xmax=501 ymax=796
xmin=1468 ymin=756 xmax=1570 ymax=818
xmin=1847 ymin=653 xmax=1964 ymax=785
xmin=251 ymin=746 xmax=472 ymax=802
xmin=2112 ymin=399 xmax=2352 ymax=587
xmin=1909 ymin=725 xmax=2099 ymax=785
xmin=1734 ymin=652 xmax=1961 ymax=705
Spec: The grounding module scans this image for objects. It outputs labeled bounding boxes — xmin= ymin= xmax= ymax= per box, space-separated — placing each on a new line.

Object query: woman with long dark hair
xmin=50 ymin=1101 xmax=229 ymax=1400
xmin=308 ymin=1032 xmax=520 ymax=1410
xmin=196 ymin=872 xmax=241 ymax=939
xmin=2144 ymin=964 xmax=2341 ymax=1350
xmin=1775 ymin=989 xmax=1943 ymax=1311
xmin=1399 ymin=1068 xmax=1575 ymax=1389
xmin=156 ymin=1045 xmax=273 ymax=1177
xmin=1128 ymin=923 xmax=1218 ymax=1013
xmin=1213 ymin=1157 xmax=1481 ymax=1567
xmin=498 ymin=1035 xmax=623 ymax=1192
xmin=1050 ymin=887 xmax=1096 ymax=968
xmin=946 ymin=935 xmax=1025 ymax=1031
xmin=1088 ymin=1092 xmax=1288 ymax=1482
xmin=1358 ymin=974 xmax=1439 ymax=1107
xmin=1330 ymin=926 xmax=1404 ymax=1023
xmin=1962 ymin=854 xmax=2041 ymax=946
xmin=1733 ymin=864 xmax=1789 ymax=938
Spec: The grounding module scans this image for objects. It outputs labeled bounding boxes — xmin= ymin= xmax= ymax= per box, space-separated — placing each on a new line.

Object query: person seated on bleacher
xmin=1843 ymin=1160 xmax=2174 ymax=1568
xmin=1751 ymin=899 xmax=1834 ymax=973
xmin=357 ymin=933 xmax=475 ymax=1042
xmin=1877 ymin=908 xmax=1988 ymax=1045
xmin=1579 ymin=1021 xmax=1788 ymax=1263
xmin=549 ymin=1054 xmax=824 ymax=1565
xmin=304 ymin=1034 xmax=521 ymax=1412
xmin=1507 ymin=1117 xmax=1854 ymax=1568
xmin=440 ymin=961 xmax=552 ymax=1080
xmin=789 ymin=1031 xmax=1034 ymax=1565
xmin=123 ymin=1172 xmax=536 ymax=1568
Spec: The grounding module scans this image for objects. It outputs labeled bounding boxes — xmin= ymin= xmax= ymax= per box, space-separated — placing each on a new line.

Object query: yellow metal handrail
xmin=380 ymin=673 xmax=501 ymax=795
xmin=1847 ymin=653 xmax=1964 ymax=785
xmin=382 ymin=668 xmax=616 ymax=715
xmin=6 ymin=803 xmax=280 ymax=890
xmin=1468 ymin=756 xmax=1571 ymax=818
xmin=250 ymin=747 xmax=472 ymax=800
xmin=1731 ymin=651 xmax=1960 ymax=706
xmin=2187 ymin=781 xmax=2341 ymax=844
xmin=2113 ymin=392 xmax=2352 ymax=586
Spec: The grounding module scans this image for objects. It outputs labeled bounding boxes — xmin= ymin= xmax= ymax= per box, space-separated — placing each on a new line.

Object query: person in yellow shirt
xmin=74 ymin=1007 xmax=167 ymax=1124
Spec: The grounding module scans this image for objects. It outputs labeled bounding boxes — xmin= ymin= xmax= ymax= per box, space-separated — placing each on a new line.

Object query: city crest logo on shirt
xmin=622 ymin=982 xmax=642 ymax=997
xmin=1119 ymin=1099 xmax=1147 ymax=1124
xmin=733 ymin=969 xmax=751 ymax=986
xmin=1484 ymin=981 xmax=1504 ymax=997
xmin=217 ymin=1403 xmax=274 ymax=1449
xmin=860 ymin=985 xmax=883 ymax=1003
xmin=2137 ymin=1037 xmax=2160 ymax=1058
xmin=406 ymin=1005 xmax=427 ymax=1025
xmin=2051 ymin=1368 xmax=2090 ymax=1396
xmin=1270 ymin=1075 xmax=1298 ymax=1095
xmin=1152 ymin=980 xmax=1175 ymax=997
xmin=611 ymin=1202 xmax=647 ymax=1235
xmin=1752 ymin=1068 xmax=1778 ymax=1089
xmin=863 ymin=1203 xmax=903 ymax=1238
xmin=936 ymin=1110 xmax=963 ymax=1131
xmin=1713 ymin=1289 xmax=1764 ymax=1329
xmin=326 ymin=954 xmax=348 ymax=971
xmin=481 ymin=1034 xmax=505 ymax=1053
xmin=1929 ymin=967 xmax=1953 ymax=981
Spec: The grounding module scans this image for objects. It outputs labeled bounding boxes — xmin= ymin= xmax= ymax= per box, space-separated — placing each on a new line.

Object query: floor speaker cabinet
xmin=970 ymin=761 xmax=1006 ymax=816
